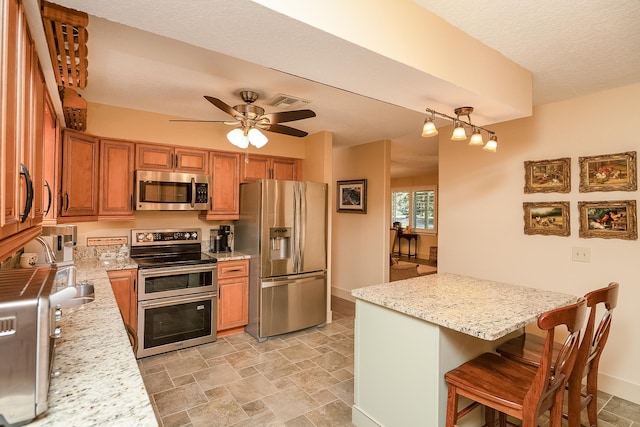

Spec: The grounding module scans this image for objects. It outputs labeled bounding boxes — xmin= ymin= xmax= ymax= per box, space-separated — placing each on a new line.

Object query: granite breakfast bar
xmin=350 ymin=272 xmax=577 ymax=427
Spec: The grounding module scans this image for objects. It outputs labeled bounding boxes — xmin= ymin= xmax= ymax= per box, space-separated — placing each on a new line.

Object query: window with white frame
xmin=391 ymin=186 xmax=437 ymax=233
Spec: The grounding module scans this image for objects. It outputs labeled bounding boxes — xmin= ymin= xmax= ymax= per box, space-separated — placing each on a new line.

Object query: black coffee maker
xmin=212 ymin=225 xmax=232 ymax=253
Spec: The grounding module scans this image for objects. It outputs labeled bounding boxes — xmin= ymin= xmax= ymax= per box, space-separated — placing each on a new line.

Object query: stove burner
xmin=130 ymin=228 xmax=216 ymax=269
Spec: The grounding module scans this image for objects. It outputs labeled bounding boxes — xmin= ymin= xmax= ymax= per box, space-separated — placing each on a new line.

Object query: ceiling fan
xmin=172 ymin=90 xmax=316 ymax=148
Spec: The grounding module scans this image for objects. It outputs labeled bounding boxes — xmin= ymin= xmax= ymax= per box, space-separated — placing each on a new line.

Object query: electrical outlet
xmin=572 ymin=247 xmax=591 ymax=263
xmin=100 ymin=251 xmax=116 ymax=260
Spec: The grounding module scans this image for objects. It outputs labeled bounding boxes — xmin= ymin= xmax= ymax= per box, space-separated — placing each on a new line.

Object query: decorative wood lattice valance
xmin=60 ymin=88 xmax=87 ymax=131
xmin=42 ymin=1 xmax=88 ymax=89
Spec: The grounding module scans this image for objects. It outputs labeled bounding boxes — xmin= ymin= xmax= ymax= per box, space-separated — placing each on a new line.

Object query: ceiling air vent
xmin=264 ymin=93 xmax=311 ymax=110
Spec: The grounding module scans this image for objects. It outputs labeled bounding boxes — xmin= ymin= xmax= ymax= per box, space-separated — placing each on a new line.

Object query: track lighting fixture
xmin=421 ymin=106 xmax=498 ymax=152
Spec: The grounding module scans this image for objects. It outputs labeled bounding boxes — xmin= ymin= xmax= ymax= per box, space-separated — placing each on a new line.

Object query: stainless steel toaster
xmin=0 ymin=267 xmax=56 ymax=426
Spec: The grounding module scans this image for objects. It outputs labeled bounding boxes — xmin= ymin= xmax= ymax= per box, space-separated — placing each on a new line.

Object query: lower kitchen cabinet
xmin=108 ymin=269 xmax=138 ymax=339
xmin=217 ymin=259 xmax=249 ymax=337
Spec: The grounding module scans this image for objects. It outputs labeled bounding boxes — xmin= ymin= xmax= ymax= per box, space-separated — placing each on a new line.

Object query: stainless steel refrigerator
xmin=235 ymin=179 xmax=327 ymax=341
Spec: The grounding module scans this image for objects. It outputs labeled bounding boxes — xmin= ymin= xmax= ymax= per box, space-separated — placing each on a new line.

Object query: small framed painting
xmin=523 ymin=202 xmax=570 ymax=236
xmin=579 ymin=151 xmax=637 ymax=192
xmin=578 ymin=200 xmax=637 ymax=240
xmin=336 ymin=179 xmax=367 ymax=213
xmin=524 ymin=157 xmax=571 ymax=193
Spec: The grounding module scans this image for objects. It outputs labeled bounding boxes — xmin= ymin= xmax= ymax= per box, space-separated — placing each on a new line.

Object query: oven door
xmin=138 ymin=264 xmax=217 ymax=300
xmin=137 ymin=292 xmax=217 ymax=358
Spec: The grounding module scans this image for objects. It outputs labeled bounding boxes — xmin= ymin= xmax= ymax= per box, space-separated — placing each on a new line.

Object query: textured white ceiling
xmin=46 ymin=0 xmax=640 ymax=177
xmin=415 ymin=0 xmax=640 ymax=105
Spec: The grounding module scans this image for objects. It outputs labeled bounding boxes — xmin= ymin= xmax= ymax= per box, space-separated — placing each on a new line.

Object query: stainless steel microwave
xmin=135 ymin=170 xmax=209 ymax=210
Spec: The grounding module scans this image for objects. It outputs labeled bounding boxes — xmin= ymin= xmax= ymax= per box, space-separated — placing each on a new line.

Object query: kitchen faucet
xmin=35 ymin=236 xmax=57 ymax=264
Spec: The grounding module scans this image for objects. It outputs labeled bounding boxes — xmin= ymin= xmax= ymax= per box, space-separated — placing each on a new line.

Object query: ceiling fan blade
xmin=204 ymin=96 xmax=241 ymax=118
xmin=264 ymin=123 xmax=309 ymax=137
xmin=261 ymin=109 xmax=316 ymax=124
xmin=169 ymin=119 xmax=228 ymax=123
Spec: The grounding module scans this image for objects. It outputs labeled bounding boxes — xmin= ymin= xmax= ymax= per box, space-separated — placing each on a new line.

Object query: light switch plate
xmin=572 ymin=247 xmax=591 ymax=263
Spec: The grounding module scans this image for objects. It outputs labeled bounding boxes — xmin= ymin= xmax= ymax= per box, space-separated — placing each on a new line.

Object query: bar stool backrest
xmin=527 ymin=297 xmax=587 ymax=413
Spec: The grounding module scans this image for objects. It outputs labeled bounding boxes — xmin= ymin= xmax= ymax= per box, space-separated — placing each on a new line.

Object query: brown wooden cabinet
xmin=42 ymin=91 xmax=59 ymax=224
xmin=59 ymin=129 xmax=99 ymax=221
xmin=99 ymin=139 xmax=135 ymax=220
xmin=135 ymin=142 xmax=208 ymax=173
xmin=0 ymin=0 xmax=48 ymax=259
xmin=108 ymin=269 xmax=138 ymax=334
xmin=199 ymin=151 xmax=240 ymax=220
xmin=240 ymin=154 xmax=300 ymax=183
xmin=217 ymin=259 xmax=249 ymax=336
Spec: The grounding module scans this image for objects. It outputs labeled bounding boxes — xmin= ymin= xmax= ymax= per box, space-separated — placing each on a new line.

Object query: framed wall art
xmin=579 ymin=151 xmax=637 ymax=192
xmin=523 ymin=202 xmax=570 ymax=236
xmin=336 ymin=179 xmax=367 ymax=213
xmin=578 ymin=200 xmax=637 ymax=240
xmin=524 ymin=157 xmax=571 ymax=193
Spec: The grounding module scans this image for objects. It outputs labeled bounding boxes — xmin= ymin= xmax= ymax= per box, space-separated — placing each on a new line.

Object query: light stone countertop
xmin=351 ymin=272 xmax=577 ymax=341
xmin=207 ymin=251 xmax=251 ymax=262
xmin=29 ymin=257 xmax=157 ymax=427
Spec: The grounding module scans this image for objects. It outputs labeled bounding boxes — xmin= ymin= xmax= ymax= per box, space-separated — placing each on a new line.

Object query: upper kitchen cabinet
xmin=200 ymin=151 xmax=240 ymax=220
xmin=240 ymin=154 xmax=301 ymax=183
xmin=42 ymin=90 xmax=59 ymax=224
xmin=135 ymin=143 xmax=208 ymax=174
xmin=99 ymin=138 xmax=135 ymax=220
xmin=58 ymin=129 xmax=99 ymax=221
xmin=0 ymin=0 xmax=47 ymax=257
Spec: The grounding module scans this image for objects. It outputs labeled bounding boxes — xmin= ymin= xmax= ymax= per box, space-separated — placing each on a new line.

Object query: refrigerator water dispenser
xmin=269 ymin=227 xmax=291 ymax=260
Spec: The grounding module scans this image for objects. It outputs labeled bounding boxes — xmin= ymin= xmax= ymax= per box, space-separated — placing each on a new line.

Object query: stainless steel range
xmin=131 ymin=228 xmax=218 ymax=358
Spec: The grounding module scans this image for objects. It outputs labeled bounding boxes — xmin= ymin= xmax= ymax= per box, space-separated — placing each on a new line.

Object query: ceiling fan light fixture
xmin=248 ymin=127 xmax=268 ymax=148
xmin=421 ymin=117 xmax=438 ymax=137
xmin=227 ymin=128 xmax=249 ymax=149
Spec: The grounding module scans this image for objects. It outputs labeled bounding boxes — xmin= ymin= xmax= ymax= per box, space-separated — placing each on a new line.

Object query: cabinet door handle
xmin=19 ymin=163 xmax=34 ymax=223
xmin=44 ymin=180 xmax=52 ymax=215
xmin=64 ymin=192 xmax=69 ymax=211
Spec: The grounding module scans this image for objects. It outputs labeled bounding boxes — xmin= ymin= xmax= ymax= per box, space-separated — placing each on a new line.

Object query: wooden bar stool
xmin=444 ymin=298 xmax=587 ymax=427
xmin=497 ymin=283 xmax=619 ymax=427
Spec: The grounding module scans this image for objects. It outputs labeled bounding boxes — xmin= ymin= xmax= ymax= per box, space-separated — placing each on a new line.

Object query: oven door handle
xmin=138 ymin=264 xmax=217 ymax=278
xmin=139 ymin=291 xmax=217 ymax=309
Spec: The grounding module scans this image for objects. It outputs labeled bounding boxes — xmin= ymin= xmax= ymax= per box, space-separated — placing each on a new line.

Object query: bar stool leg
xmin=446 ymin=386 xmax=458 ymax=427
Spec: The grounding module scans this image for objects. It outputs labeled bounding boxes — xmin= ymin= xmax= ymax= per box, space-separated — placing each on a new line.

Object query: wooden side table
xmin=398 ymin=233 xmax=418 ymax=258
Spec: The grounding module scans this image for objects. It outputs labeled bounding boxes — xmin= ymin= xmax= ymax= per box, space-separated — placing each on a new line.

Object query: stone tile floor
xmin=138 ymin=311 xmax=355 ymax=427
xmin=138 ymin=308 xmax=640 ymax=426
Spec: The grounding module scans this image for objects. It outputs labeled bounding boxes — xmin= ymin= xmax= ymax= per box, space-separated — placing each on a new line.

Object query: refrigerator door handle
xmin=293 ymin=182 xmax=301 ymax=272
xmin=298 ymin=182 xmax=306 ymax=272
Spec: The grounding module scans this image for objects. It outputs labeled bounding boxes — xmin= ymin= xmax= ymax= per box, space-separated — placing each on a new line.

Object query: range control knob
xmin=146 ymin=233 xmax=153 ymax=241
xmin=191 ymin=232 xmax=198 ymax=239
xmin=54 ymin=327 xmax=62 ymax=339
xmin=55 ymin=308 xmax=62 ymax=322
xmin=137 ymin=233 xmax=145 ymax=242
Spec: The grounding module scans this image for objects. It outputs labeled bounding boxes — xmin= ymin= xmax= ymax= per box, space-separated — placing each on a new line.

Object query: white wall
xmin=331 ymin=140 xmax=391 ymax=301
xmin=438 ymin=83 xmax=640 ymax=403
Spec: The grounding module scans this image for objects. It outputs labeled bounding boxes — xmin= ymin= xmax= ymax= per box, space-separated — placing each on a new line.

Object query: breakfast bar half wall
xmin=350 ymin=273 xmax=577 ymax=427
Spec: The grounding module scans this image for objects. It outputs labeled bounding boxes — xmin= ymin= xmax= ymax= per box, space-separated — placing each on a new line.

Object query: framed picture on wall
xmin=579 ymin=151 xmax=637 ymax=192
xmin=523 ymin=202 xmax=570 ymax=236
xmin=578 ymin=200 xmax=637 ymax=240
xmin=524 ymin=157 xmax=571 ymax=193
xmin=336 ymin=179 xmax=367 ymax=213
